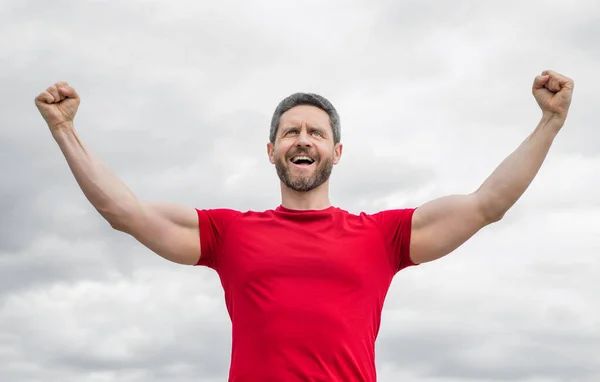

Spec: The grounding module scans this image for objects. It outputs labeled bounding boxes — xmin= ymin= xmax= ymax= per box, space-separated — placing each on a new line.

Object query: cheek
xmin=281 ymin=142 xmax=296 ymax=155
xmin=317 ymin=145 xmax=335 ymax=159
xmin=273 ymin=144 xmax=291 ymax=160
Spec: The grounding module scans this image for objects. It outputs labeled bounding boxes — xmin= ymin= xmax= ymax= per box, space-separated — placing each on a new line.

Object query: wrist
xmin=50 ymin=123 xmax=79 ymax=147
xmin=50 ymin=121 xmax=75 ymax=138
xmin=537 ymin=114 xmax=564 ymax=139
xmin=540 ymin=111 xmax=566 ymax=127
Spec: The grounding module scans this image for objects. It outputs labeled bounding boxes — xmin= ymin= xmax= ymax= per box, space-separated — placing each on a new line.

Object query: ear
xmin=333 ymin=142 xmax=343 ymax=165
xmin=267 ymin=142 xmax=275 ymax=164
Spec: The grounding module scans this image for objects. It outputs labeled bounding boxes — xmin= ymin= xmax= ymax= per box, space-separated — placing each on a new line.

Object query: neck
xmin=280 ymin=181 xmax=332 ymax=211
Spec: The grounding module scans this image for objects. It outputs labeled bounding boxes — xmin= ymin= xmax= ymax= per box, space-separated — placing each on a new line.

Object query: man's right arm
xmin=37 ymin=82 xmax=201 ymax=266
xmin=52 ymin=125 xmax=201 ymax=265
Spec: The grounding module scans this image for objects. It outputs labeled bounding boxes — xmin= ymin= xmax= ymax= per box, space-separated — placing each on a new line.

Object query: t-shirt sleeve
xmin=372 ymin=208 xmax=417 ymax=274
xmin=195 ymin=208 xmax=241 ymax=269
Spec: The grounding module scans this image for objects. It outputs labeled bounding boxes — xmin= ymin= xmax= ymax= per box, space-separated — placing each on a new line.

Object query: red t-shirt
xmin=196 ymin=205 xmax=416 ymax=382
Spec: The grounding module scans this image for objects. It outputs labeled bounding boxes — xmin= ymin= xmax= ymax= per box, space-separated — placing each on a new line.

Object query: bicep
xmin=410 ymin=193 xmax=491 ymax=264
xmin=120 ymin=201 xmax=201 ymax=265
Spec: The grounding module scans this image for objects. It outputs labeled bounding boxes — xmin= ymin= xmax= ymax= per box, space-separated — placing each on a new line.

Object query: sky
xmin=1 ymin=0 xmax=599 ymax=381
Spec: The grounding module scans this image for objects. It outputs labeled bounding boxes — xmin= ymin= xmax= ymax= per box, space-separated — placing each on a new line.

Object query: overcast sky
xmin=1 ymin=0 xmax=599 ymax=381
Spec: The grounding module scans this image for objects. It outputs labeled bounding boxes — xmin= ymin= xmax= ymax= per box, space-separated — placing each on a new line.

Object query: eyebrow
xmin=282 ymin=125 xmax=327 ymax=133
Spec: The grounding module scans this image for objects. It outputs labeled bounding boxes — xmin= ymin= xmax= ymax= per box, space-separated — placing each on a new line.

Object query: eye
xmin=311 ymin=131 xmax=323 ymax=137
xmin=286 ymin=129 xmax=298 ymax=135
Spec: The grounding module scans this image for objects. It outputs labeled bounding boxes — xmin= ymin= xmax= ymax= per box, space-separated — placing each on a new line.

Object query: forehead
xmin=279 ymin=105 xmax=331 ymax=129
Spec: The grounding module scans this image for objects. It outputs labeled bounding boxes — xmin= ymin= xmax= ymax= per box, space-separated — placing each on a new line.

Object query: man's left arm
xmin=410 ymin=70 xmax=575 ymax=265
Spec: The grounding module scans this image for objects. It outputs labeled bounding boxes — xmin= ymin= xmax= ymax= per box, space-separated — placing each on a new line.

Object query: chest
xmin=215 ymin=218 xmax=394 ymax=290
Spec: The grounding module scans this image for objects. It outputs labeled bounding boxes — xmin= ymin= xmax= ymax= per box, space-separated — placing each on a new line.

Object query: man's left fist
xmin=532 ymin=70 xmax=574 ymax=123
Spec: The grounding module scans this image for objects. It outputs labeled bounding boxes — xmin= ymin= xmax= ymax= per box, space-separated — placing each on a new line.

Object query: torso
xmin=214 ymin=206 xmax=397 ymax=381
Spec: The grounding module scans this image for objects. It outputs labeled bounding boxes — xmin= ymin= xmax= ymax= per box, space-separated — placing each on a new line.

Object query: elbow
xmin=96 ymin=207 xmax=134 ymax=233
xmin=96 ymin=199 xmax=144 ymax=233
xmin=108 ymin=219 xmax=127 ymax=232
xmin=486 ymin=211 xmax=505 ymax=224
xmin=474 ymin=194 xmax=506 ymax=225
xmin=481 ymin=202 xmax=506 ymax=224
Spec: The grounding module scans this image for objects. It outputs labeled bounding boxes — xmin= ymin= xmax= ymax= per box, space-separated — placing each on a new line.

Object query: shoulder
xmin=195 ymin=208 xmax=242 ymax=222
xmin=344 ymin=207 xmax=416 ymax=221
xmin=368 ymin=208 xmax=416 ymax=220
xmin=356 ymin=208 xmax=417 ymax=230
xmin=195 ymin=207 xmax=281 ymax=224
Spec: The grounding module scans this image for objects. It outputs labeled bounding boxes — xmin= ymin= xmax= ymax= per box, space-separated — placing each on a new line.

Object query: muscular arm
xmin=409 ymin=71 xmax=574 ymax=264
xmin=36 ymin=82 xmax=200 ymax=265
xmin=410 ymin=116 xmax=559 ymax=264
xmin=52 ymin=125 xmax=200 ymax=265
xmin=52 ymin=125 xmax=139 ymax=228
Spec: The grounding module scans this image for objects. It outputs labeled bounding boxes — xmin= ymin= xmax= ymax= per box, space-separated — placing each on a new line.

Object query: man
xmin=35 ymin=70 xmax=574 ymax=381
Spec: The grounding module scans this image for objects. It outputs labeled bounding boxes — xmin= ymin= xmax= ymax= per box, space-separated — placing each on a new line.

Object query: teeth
xmin=292 ymin=156 xmax=314 ymax=163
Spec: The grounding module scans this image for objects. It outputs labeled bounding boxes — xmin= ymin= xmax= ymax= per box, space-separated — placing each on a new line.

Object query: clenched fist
xmin=35 ymin=81 xmax=80 ymax=131
xmin=532 ymin=70 xmax=574 ymax=123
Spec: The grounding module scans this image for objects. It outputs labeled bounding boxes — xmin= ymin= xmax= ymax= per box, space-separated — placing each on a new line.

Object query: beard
xmin=275 ymin=152 xmax=333 ymax=192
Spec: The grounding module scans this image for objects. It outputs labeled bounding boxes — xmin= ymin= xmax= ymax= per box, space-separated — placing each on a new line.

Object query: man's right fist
xmin=35 ymin=81 xmax=80 ymax=131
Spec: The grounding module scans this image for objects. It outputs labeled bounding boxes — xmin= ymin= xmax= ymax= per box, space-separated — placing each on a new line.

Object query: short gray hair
xmin=269 ymin=93 xmax=341 ymax=145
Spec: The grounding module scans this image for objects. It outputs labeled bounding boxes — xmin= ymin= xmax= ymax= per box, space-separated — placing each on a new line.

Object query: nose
xmin=295 ymin=128 xmax=312 ymax=147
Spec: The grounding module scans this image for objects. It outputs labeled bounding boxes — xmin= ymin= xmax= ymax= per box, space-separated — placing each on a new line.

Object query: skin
xmin=408 ymin=70 xmax=574 ymax=264
xmin=35 ymin=81 xmax=201 ymax=265
xmin=267 ymin=105 xmax=343 ymax=211
xmin=34 ymin=70 xmax=574 ymax=267
xmin=265 ymin=70 xmax=575 ymax=265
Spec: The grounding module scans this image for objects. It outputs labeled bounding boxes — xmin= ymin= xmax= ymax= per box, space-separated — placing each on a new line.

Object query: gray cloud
xmin=1 ymin=0 xmax=599 ymax=381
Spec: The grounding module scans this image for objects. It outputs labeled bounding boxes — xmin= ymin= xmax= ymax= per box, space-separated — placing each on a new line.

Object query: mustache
xmin=288 ymin=148 xmax=318 ymax=158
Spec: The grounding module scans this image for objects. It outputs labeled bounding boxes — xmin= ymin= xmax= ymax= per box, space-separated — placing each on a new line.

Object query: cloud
xmin=1 ymin=0 xmax=598 ymax=381
xmin=0 ymin=269 xmax=230 ymax=382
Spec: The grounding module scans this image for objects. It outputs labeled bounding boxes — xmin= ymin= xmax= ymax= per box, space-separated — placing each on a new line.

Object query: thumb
xmin=533 ymin=75 xmax=550 ymax=90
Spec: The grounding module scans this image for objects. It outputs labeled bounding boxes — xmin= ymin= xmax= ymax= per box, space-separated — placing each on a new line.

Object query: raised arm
xmin=35 ymin=82 xmax=200 ymax=265
xmin=409 ymin=70 xmax=575 ymax=265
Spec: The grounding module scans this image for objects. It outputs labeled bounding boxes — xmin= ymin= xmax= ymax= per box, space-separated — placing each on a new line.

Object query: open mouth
xmin=290 ymin=155 xmax=315 ymax=168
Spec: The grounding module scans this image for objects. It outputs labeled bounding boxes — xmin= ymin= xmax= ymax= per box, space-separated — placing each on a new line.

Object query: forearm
xmin=475 ymin=115 xmax=563 ymax=221
xmin=52 ymin=123 xmax=140 ymax=228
